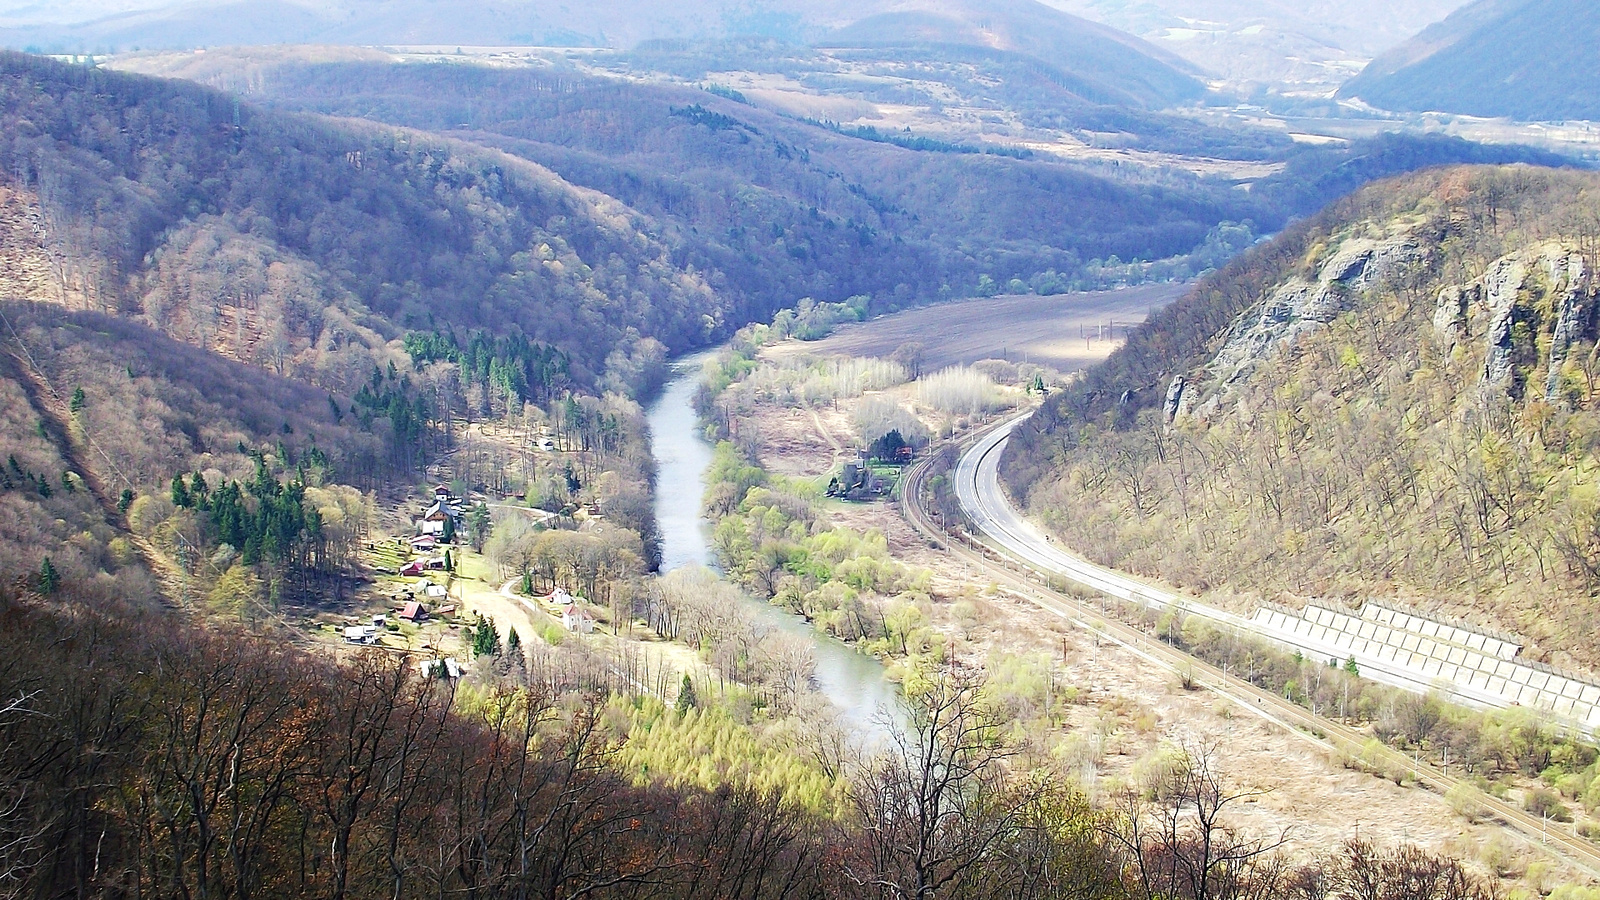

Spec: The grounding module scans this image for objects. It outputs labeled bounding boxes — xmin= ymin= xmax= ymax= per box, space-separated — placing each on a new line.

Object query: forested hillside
xmin=117 ymin=51 xmax=1570 ymax=305
xmin=1341 ymin=0 xmax=1600 ymax=121
xmin=129 ymin=55 xmax=1257 ymax=297
xmin=0 ymin=54 xmax=668 ymax=606
xmin=1004 ymin=165 xmax=1600 ymax=672
xmin=0 ymin=298 xmax=388 ymax=595
xmin=0 ymin=53 xmax=728 ymax=391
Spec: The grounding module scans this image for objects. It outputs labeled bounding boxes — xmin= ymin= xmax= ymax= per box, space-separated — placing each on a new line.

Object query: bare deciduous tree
xmin=1106 ymin=738 xmax=1290 ymax=900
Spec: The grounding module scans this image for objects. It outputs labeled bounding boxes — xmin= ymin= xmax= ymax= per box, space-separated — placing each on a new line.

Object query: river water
xmin=646 ymin=351 xmax=898 ymax=739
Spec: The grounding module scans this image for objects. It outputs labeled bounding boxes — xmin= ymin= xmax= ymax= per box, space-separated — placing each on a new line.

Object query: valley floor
xmin=733 ymin=289 xmax=1596 ymax=890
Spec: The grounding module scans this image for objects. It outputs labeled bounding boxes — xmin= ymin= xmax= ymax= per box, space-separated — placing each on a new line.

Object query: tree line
xmin=0 ymin=586 xmax=1503 ymax=900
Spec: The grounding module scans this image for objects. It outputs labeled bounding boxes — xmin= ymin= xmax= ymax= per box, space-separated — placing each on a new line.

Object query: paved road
xmin=902 ymin=426 xmax=1600 ymax=880
xmin=956 ymin=416 xmax=1243 ymax=623
xmin=954 ymin=414 xmax=1588 ymax=712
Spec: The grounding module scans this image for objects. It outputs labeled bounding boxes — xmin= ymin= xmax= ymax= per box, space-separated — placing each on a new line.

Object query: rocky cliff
xmin=1004 ymin=166 xmax=1600 ymax=673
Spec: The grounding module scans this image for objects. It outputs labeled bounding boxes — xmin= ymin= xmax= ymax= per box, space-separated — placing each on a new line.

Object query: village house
xmin=417 ymin=500 xmax=452 ymax=536
xmin=398 ymin=601 xmax=429 ymax=623
xmin=561 ymin=603 xmax=595 ymax=634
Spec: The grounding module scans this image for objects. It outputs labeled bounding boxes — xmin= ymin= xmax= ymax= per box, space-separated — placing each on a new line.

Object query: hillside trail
xmin=800 ymin=397 xmax=849 ymax=473
xmin=0 ymin=322 xmax=191 ymax=606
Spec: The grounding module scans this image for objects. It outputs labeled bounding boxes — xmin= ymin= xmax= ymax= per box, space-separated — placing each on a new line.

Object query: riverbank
xmin=646 ymin=350 xmax=899 ymax=738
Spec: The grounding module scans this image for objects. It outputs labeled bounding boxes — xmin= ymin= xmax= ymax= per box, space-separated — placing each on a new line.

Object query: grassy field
xmin=765 ymin=285 xmax=1184 ymax=374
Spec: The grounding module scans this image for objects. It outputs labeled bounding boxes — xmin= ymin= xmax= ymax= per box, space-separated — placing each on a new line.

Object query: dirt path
xmin=0 ymin=340 xmax=191 ymax=604
xmin=802 ymin=399 xmax=848 ymax=473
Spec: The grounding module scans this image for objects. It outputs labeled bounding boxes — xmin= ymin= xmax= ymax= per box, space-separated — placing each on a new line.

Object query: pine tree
xmin=468 ymin=502 xmax=492 ymax=551
xmin=38 ymin=557 xmax=58 ymax=595
xmin=117 ymin=488 xmax=134 ymax=513
xmin=506 ymin=627 xmax=521 ymax=657
xmin=171 ymin=475 xmax=192 ymax=508
xmin=471 ymin=615 xmax=501 ymax=658
xmin=519 ymin=569 xmax=533 ymax=595
xmin=69 ymin=387 xmax=85 ymax=414
xmin=675 ymin=674 xmax=698 ymax=714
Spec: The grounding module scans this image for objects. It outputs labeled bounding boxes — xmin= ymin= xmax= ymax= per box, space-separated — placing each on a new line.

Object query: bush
xmin=1447 ymin=782 xmax=1488 ymax=823
xmin=1525 ymin=787 xmax=1573 ymax=822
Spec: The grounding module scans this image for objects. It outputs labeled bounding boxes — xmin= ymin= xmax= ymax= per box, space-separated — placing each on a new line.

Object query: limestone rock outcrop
xmin=1471 ymin=245 xmax=1593 ymax=400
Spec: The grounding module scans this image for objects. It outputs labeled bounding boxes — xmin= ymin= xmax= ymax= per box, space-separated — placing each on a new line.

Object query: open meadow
xmin=765 ymin=285 xmax=1185 ymax=374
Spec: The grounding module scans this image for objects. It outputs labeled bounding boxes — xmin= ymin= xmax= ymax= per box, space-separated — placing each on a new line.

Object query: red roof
xmin=399 ymin=601 xmax=428 ymax=621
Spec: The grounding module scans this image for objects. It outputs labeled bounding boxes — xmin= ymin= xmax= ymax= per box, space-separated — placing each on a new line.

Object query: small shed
xmin=423 ymin=583 xmax=448 ymax=599
xmin=420 ymin=658 xmax=462 ymax=679
xmin=409 ymin=535 xmax=437 ymax=552
xmin=343 ymin=625 xmax=377 ymax=645
xmin=399 ymin=560 xmax=425 ymax=577
xmin=399 ymin=601 xmax=429 ymax=623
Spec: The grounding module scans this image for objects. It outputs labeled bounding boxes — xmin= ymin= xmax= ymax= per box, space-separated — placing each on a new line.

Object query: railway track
xmin=897 ymin=419 xmax=1600 ymax=881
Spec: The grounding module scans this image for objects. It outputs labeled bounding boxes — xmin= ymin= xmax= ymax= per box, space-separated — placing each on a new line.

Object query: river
xmin=646 ymin=351 xmax=899 ymax=740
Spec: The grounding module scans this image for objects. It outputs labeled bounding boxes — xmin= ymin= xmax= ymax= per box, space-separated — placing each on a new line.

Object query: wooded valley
xmin=0 ymin=31 xmax=1593 ymax=899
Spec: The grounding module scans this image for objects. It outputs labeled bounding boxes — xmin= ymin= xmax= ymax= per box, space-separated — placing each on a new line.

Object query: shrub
xmin=1446 ymin=782 xmax=1488 ymax=822
xmin=1525 ymin=787 xmax=1573 ymax=822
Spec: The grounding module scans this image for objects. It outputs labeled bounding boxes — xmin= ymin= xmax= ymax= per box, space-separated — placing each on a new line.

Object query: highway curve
xmin=901 ymin=417 xmax=1600 ymax=880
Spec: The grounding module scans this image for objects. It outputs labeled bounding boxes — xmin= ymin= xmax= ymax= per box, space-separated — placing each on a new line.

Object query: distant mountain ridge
xmin=0 ymin=0 xmax=1196 ymax=109
xmin=1038 ymin=0 xmax=1471 ymax=93
xmin=823 ymin=0 xmax=1202 ymax=108
xmin=1341 ymin=0 xmax=1600 ymax=121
